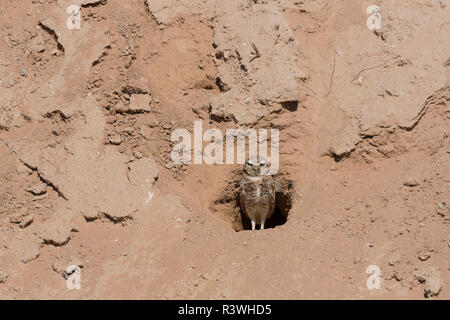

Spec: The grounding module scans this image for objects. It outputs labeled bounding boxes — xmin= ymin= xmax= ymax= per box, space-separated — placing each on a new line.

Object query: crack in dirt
xmin=42 ymin=237 xmax=71 ymax=247
xmin=38 ymin=21 xmax=65 ymax=53
xmin=84 ymin=211 xmax=134 ymax=224
xmin=20 ymin=160 xmax=69 ymax=201
xmin=400 ymin=86 xmax=450 ymax=131
xmin=81 ymin=0 xmax=108 ymax=8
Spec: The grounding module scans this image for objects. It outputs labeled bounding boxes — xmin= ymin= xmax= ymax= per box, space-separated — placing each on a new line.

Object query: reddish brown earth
xmin=0 ymin=0 xmax=449 ymax=299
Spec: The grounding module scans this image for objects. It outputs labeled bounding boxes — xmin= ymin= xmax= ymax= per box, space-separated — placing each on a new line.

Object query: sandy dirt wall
xmin=0 ymin=0 xmax=449 ymax=299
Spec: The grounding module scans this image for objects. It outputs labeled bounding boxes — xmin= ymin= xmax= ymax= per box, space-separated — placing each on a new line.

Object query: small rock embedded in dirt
xmin=415 ymin=275 xmax=426 ymax=284
xmin=403 ymin=178 xmax=420 ymax=187
xmin=20 ymin=69 xmax=28 ymax=77
xmin=25 ymin=183 xmax=47 ymax=196
xmin=52 ymin=257 xmax=83 ymax=278
xmin=51 ymin=261 xmax=65 ymax=275
xmin=117 ymin=94 xmax=151 ymax=114
xmin=20 ymin=245 xmax=40 ymax=264
xmin=165 ymin=162 xmax=173 ymax=169
xmin=377 ymin=144 xmax=396 ymax=158
xmin=16 ymin=162 xmax=33 ymax=176
xmin=133 ymin=150 xmax=143 ymax=159
xmin=0 ymin=271 xmax=8 ymax=284
xmin=424 ymin=277 xmax=442 ymax=298
xmin=19 ymin=215 xmax=33 ymax=229
xmin=108 ymin=134 xmax=122 ymax=145
xmin=437 ymin=202 xmax=447 ymax=217
xmin=41 ymin=223 xmax=72 ymax=247
xmin=387 ymin=258 xmax=398 ymax=266
xmin=147 ymin=120 xmax=159 ymax=128
xmin=122 ymin=83 xmax=148 ymax=95
xmin=29 ymin=33 xmax=46 ymax=53
xmin=393 ymin=272 xmax=404 ymax=281
xmin=123 ymin=127 xmax=134 ymax=134
xmin=128 ymin=157 xmax=158 ymax=188
xmin=9 ymin=214 xmax=23 ymax=224
xmin=418 ymin=251 xmax=431 ymax=261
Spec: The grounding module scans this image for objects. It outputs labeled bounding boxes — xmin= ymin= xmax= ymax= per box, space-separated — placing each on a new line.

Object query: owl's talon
xmin=251 ymin=221 xmax=256 ymax=230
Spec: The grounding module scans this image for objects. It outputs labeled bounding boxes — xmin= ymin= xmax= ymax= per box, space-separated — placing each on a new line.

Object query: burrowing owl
xmin=239 ymin=157 xmax=275 ymax=230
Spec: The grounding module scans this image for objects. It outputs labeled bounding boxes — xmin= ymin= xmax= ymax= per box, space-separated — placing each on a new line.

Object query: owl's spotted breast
xmin=240 ymin=176 xmax=275 ymax=199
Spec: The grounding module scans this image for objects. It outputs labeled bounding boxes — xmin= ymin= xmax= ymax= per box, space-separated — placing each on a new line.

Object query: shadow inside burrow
xmin=239 ymin=205 xmax=287 ymax=231
xmin=281 ymin=101 xmax=298 ymax=112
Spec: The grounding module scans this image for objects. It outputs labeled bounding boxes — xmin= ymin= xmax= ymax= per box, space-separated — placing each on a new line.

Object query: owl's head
xmin=243 ymin=156 xmax=271 ymax=177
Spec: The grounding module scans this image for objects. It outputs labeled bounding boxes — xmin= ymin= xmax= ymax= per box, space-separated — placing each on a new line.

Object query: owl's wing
xmin=262 ymin=176 xmax=276 ymax=193
xmin=264 ymin=176 xmax=276 ymax=215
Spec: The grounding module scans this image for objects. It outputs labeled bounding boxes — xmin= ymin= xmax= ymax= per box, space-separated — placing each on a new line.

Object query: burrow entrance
xmin=211 ymin=175 xmax=294 ymax=232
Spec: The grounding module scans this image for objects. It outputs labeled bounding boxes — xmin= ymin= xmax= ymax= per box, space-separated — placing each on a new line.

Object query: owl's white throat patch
xmin=245 ymin=175 xmax=263 ymax=182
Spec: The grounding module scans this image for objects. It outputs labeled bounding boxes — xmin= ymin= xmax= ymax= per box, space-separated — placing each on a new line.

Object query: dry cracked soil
xmin=0 ymin=0 xmax=449 ymax=299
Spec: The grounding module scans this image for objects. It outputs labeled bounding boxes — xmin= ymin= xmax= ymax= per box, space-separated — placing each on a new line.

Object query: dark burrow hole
xmin=239 ymin=203 xmax=287 ymax=230
xmin=281 ymin=101 xmax=299 ymax=112
xmin=212 ymin=176 xmax=294 ymax=232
